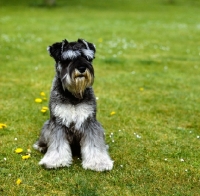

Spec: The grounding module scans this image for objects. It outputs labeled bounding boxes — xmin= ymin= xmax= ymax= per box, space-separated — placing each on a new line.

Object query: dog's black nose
xmin=77 ymin=66 xmax=86 ymax=73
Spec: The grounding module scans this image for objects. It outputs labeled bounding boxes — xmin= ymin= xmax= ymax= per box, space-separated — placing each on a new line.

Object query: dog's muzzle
xmin=61 ymin=60 xmax=94 ymax=99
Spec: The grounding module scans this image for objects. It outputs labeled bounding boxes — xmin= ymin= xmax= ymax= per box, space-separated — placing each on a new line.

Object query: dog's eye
xmin=73 ymin=46 xmax=80 ymax=50
xmin=60 ymin=60 xmax=71 ymax=65
xmin=62 ymin=64 xmax=70 ymax=69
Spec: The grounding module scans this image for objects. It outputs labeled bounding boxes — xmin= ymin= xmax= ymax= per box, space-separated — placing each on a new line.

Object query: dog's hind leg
xmin=81 ymin=120 xmax=113 ymax=171
xmin=33 ymin=120 xmax=49 ymax=153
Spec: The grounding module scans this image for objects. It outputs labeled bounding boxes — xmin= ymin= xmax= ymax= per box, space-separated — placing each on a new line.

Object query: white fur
xmin=33 ymin=143 xmax=43 ymax=152
xmin=47 ymin=46 xmax=50 ymax=51
xmin=57 ymin=62 xmax=62 ymax=72
xmin=62 ymin=50 xmax=81 ymax=60
xmin=39 ymin=131 xmax=72 ymax=168
xmin=82 ymin=39 xmax=89 ymax=49
xmin=62 ymin=73 xmax=72 ymax=85
xmin=81 ymin=49 xmax=94 ymax=59
xmin=53 ymin=103 xmax=94 ymax=130
xmin=81 ymin=142 xmax=114 ymax=171
xmin=80 ymin=40 xmax=95 ymax=59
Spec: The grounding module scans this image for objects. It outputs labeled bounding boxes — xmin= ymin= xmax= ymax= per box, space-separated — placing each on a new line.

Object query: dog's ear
xmin=61 ymin=39 xmax=69 ymax=53
xmin=78 ymin=39 xmax=96 ymax=60
xmin=47 ymin=40 xmax=68 ymax=62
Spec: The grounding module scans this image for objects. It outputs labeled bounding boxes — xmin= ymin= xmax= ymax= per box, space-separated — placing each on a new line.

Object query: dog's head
xmin=47 ymin=39 xmax=96 ymax=99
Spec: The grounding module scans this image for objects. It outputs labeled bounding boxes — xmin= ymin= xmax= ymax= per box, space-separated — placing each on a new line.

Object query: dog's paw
xmin=39 ymin=155 xmax=72 ymax=169
xmin=82 ymin=156 xmax=113 ymax=171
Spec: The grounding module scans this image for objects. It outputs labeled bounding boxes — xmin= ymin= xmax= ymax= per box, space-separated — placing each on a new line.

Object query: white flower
xmin=110 ymin=133 xmax=114 ymax=138
xmin=134 ymin=132 xmax=142 ymax=138
xmin=180 ymin=158 xmax=184 ymax=162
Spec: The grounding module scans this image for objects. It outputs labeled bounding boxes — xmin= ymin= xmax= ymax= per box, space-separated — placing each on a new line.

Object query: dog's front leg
xmin=39 ymin=127 xmax=72 ymax=169
xmin=81 ymin=121 xmax=113 ymax=171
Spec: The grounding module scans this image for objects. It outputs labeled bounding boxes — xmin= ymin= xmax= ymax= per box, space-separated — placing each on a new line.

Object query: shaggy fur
xmin=33 ymin=39 xmax=113 ymax=171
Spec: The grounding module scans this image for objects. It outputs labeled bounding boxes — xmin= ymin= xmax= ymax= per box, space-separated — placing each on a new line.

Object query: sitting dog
xmin=33 ymin=39 xmax=113 ymax=171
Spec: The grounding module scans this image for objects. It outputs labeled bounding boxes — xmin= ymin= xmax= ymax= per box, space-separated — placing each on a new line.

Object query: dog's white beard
xmin=62 ymin=70 xmax=93 ymax=99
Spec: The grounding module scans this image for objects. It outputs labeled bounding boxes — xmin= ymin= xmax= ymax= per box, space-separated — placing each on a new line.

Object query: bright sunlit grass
xmin=0 ymin=0 xmax=200 ymax=195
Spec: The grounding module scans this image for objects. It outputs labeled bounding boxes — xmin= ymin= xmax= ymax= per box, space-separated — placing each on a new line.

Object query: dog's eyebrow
xmin=62 ymin=50 xmax=81 ymax=60
xmin=82 ymin=49 xmax=94 ymax=60
xmin=80 ymin=40 xmax=95 ymax=60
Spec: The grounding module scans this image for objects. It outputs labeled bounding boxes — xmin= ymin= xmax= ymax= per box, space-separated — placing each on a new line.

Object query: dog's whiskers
xmin=71 ymin=69 xmax=93 ymax=99
xmin=74 ymin=68 xmax=86 ymax=77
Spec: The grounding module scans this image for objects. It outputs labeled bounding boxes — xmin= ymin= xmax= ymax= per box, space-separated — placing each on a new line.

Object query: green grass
xmin=1 ymin=0 xmax=200 ymax=195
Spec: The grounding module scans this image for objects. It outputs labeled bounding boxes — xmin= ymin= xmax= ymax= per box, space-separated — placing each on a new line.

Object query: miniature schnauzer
xmin=33 ymin=39 xmax=113 ymax=171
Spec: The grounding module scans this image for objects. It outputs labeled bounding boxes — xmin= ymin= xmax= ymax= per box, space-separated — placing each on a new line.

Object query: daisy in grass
xmin=16 ymin=179 xmax=22 ymax=185
xmin=110 ymin=111 xmax=116 ymax=116
xmin=35 ymin=98 xmax=42 ymax=103
xmin=40 ymin=92 xmax=46 ymax=97
xmin=41 ymin=106 xmax=49 ymax=113
xmin=22 ymin=155 xmax=31 ymax=160
xmin=40 ymin=91 xmax=47 ymax=100
xmin=15 ymin=148 xmax=23 ymax=154
xmin=0 ymin=123 xmax=7 ymax=129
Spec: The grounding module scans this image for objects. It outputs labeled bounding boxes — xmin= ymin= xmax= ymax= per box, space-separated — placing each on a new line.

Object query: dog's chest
xmin=53 ymin=103 xmax=94 ymax=130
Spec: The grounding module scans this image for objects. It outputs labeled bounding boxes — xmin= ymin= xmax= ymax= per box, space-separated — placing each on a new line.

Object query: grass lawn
xmin=0 ymin=0 xmax=200 ymax=195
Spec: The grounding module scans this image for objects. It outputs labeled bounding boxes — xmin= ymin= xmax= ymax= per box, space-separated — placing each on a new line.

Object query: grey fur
xmin=33 ymin=39 xmax=113 ymax=171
